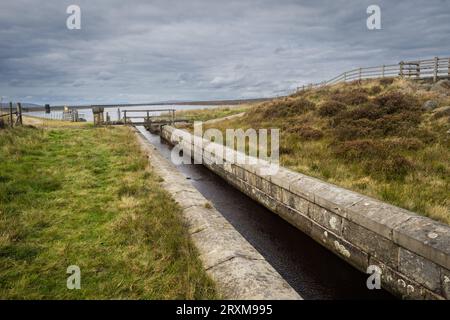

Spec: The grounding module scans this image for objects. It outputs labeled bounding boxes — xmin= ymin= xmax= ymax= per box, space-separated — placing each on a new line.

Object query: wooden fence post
xmin=344 ymin=72 xmax=347 ymax=81
xmin=399 ymin=61 xmax=404 ymax=77
xmin=358 ymin=68 xmax=362 ymax=81
xmin=9 ymin=102 xmax=13 ymax=127
xmin=448 ymin=58 xmax=450 ymax=78
xmin=16 ymin=103 xmax=23 ymax=125
xmin=124 ymin=111 xmax=127 ymax=124
xmin=447 ymin=58 xmax=450 ymax=79
xmin=433 ymin=56 xmax=438 ymax=82
xmin=382 ymin=65 xmax=385 ymax=78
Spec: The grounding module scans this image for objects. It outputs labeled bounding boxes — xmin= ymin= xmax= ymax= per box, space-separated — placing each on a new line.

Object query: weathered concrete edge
xmin=133 ymin=127 xmax=301 ymax=300
xmin=162 ymin=126 xmax=450 ymax=300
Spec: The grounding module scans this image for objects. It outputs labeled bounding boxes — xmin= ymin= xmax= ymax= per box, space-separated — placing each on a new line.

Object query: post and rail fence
xmin=296 ymin=56 xmax=450 ymax=93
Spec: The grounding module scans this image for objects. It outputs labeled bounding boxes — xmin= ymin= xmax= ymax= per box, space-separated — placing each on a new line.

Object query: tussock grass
xmin=203 ymin=78 xmax=450 ymax=224
xmin=0 ymin=124 xmax=217 ymax=299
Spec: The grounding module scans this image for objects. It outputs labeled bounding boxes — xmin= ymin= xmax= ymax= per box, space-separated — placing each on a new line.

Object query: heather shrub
xmin=331 ymin=87 xmax=369 ymax=105
xmin=369 ymin=85 xmax=382 ymax=95
xmin=288 ymin=126 xmax=324 ymax=140
xmin=331 ymin=91 xmax=422 ymax=140
xmin=260 ymin=98 xmax=316 ymax=118
xmin=333 ymin=139 xmax=386 ymax=160
xmin=379 ymin=78 xmax=394 ymax=86
xmin=317 ymin=100 xmax=347 ymax=117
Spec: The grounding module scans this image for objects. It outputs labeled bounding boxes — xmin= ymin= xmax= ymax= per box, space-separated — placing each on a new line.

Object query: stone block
xmin=342 ymin=219 xmax=399 ymax=269
xmin=163 ymin=181 xmax=197 ymax=195
xmin=275 ymin=203 xmax=312 ymax=235
xmin=289 ymin=175 xmax=322 ymax=202
xmin=313 ymin=183 xmax=364 ymax=218
xmin=268 ymin=168 xmax=302 ymax=191
xmin=247 ymin=185 xmax=278 ymax=212
xmin=346 ymin=198 xmax=412 ymax=239
xmin=260 ymin=177 xmax=272 ymax=194
xmin=208 ymin=257 xmax=301 ymax=300
xmin=270 ymin=183 xmax=283 ymax=202
xmin=183 ymin=206 xmax=214 ymax=234
xmin=441 ymin=268 xmax=450 ymax=299
xmin=393 ymin=216 xmax=450 ymax=270
xmin=174 ymin=190 xmax=208 ymax=210
xmin=370 ymin=257 xmax=444 ymax=300
xmin=399 ymin=248 xmax=441 ymax=293
xmin=192 ymin=227 xmax=264 ymax=270
xmin=246 ymin=171 xmax=257 ymax=186
xmin=235 ymin=166 xmax=246 ymax=181
xmin=281 ymin=189 xmax=309 ymax=216
xmin=310 ymin=221 xmax=369 ymax=272
xmin=223 ymin=162 xmax=233 ymax=173
xmin=309 ymin=203 xmax=342 ymax=235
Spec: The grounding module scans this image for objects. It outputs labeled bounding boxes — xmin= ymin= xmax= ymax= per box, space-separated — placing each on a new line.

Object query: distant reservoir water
xmin=25 ymin=104 xmax=218 ymax=122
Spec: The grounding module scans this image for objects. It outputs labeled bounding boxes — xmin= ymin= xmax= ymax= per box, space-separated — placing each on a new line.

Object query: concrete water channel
xmin=137 ymin=126 xmax=395 ymax=300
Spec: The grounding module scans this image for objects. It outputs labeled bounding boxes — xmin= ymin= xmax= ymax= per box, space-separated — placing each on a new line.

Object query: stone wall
xmin=161 ymin=125 xmax=450 ymax=300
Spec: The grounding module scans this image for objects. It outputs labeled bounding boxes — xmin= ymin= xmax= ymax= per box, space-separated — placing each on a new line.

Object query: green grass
xmin=201 ymin=79 xmax=450 ymax=224
xmin=0 ymin=124 xmax=217 ymax=299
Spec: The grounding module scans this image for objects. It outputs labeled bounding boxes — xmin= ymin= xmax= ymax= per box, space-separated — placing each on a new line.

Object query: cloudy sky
xmin=0 ymin=0 xmax=449 ymax=105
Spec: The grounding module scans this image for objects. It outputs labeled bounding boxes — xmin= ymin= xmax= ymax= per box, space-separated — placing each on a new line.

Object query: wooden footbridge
xmin=92 ymin=107 xmax=190 ymax=133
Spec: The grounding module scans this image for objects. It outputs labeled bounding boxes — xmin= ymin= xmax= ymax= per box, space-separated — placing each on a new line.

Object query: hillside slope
xmin=204 ymin=78 xmax=450 ymax=224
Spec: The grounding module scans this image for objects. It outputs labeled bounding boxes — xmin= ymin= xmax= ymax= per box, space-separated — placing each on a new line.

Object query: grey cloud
xmin=0 ymin=0 xmax=449 ymax=104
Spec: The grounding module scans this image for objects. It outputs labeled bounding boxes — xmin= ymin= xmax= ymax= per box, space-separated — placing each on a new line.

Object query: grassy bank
xmin=197 ymin=79 xmax=450 ymax=224
xmin=0 ymin=122 xmax=217 ymax=299
xmin=174 ymin=105 xmax=252 ymax=122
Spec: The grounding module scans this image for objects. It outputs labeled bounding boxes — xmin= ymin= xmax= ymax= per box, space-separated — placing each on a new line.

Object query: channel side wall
xmin=161 ymin=125 xmax=450 ymax=300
